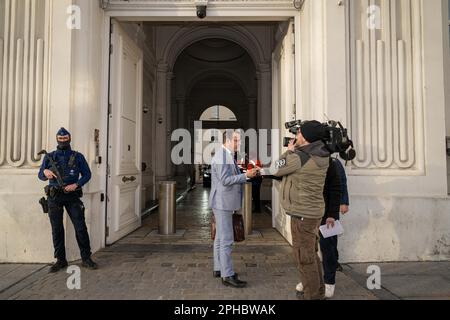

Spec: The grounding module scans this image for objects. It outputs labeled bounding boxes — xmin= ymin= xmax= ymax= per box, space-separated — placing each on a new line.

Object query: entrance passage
xmin=107 ymin=19 xmax=298 ymax=246
xmin=118 ymin=186 xmax=287 ymax=246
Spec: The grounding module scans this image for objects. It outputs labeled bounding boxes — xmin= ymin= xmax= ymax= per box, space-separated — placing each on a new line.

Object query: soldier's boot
xmin=49 ymin=259 xmax=68 ymax=273
xmin=82 ymin=257 xmax=98 ymax=270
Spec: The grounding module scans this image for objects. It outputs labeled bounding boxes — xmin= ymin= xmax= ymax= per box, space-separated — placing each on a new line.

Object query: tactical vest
xmin=51 ymin=151 xmax=79 ymax=180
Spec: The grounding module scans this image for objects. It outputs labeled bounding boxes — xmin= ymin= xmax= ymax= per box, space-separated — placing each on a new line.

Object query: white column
xmin=257 ymin=64 xmax=272 ymax=130
xmin=257 ymin=63 xmax=272 ymax=179
xmin=177 ymin=97 xmax=185 ymax=129
xmin=155 ymin=63 xmax=169 ymax=182
xmin=166 ymin=72 xmax=175 ymax=178
xmin=175 ymin=97 xmax=186 ymax=176
xmin=248 ymin=97 xmax=257 ymax=130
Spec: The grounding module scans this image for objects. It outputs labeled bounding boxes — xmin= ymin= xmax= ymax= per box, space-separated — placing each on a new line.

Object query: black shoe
xmin=49 ymin=260 xmax=68 ymax=273
xmin=336 ymin=263 xmax=343 ymax=272
xmin=214 ymin=271 xmax=239 ymax=279
xmin=296 ymin=291 xmax=307 ymax=300
xmin=232 ymin=272 xmax=239 ymax=280
xmin=296 ymin=292 xmax=326 ymax=301
xmin=222 ymin=274 xmax=247 ymax=288
xmin=82 ymin=258 xmax=98 ymax=270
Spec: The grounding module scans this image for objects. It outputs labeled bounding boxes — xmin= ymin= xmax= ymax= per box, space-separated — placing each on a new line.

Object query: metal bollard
xmin=159 ymin=181 xmax=176 ymax=235
xmin=242 ymin=182 xmax=253 ymax=236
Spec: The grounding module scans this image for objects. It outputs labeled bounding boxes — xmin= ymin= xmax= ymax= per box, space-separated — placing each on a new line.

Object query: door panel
xmin=272 ymin=20 xmax=295 ymax=244
xmin=107 ymin=20 xmax=143 ymax=245
xmin=120 ymin=118 xmax=138 ymax=172
xmin=122 ymin=51 xmax=138 ymax=122
xmin=118 ymin=185 xmax=139 ymax=226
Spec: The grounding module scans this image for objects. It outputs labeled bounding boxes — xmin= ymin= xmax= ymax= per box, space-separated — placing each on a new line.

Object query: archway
xmin=163 ymin=25 xmax=267 ymax=73
xmin=137 ymin=22 xmax=279 ymax=244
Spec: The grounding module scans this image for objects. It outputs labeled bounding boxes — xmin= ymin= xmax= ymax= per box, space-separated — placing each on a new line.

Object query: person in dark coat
xmin=335 ymin=159 xmax=349 ymax=271
xmin=319 ymin=158 xmax=342 ymax=298
xmin=248 ymin=159 xmax=263 ymax=212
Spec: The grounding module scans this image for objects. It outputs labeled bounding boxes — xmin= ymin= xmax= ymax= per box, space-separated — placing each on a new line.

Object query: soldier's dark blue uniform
xmin=38 ymin=128 xmax=96 ymax=271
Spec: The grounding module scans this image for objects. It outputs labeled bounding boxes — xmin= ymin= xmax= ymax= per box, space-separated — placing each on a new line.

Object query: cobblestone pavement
xmin=1 ymin=187 xmax=447 ymax=300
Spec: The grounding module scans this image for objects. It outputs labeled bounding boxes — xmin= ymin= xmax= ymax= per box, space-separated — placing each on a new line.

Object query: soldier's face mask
xmin=57 ymin=135 xmax=71 ymax=150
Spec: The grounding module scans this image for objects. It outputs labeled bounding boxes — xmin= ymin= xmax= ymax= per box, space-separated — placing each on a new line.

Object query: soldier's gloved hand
xmin=64 ymin=184 xmax=79 ymax=193
xmin=44 ymin=169 xmax=57 ymax=180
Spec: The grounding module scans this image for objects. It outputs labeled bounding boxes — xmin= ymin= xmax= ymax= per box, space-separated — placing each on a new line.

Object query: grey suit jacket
xmin=209 ymin=146 xmax=247 ymax=211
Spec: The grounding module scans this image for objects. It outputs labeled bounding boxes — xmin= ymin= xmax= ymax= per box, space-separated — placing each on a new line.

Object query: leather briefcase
xmin=232 ymin=213 xmax=245 ymax=242
xmin=211 ymin=214 xmax=216 ymax=240
xmin=211 ymin=213 xmax=245 ymax=243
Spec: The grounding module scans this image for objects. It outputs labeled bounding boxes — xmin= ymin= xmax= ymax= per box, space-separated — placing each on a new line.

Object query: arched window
xmin=199 ymin=105 xmax=237 ymax=122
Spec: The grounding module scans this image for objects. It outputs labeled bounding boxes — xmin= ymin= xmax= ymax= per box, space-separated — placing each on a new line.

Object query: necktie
xmin=233 ymin=158 xmax=240 ymax=174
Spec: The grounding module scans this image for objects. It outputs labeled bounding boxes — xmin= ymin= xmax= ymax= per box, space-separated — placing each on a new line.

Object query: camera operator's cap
xmin=300 ymin=121 xmax=326 ymax=143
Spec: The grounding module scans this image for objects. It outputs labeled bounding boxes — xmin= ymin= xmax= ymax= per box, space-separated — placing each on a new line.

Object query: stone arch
xmin=183 ymin=68 xmax=254 ymax=101
xmin=163 ymin=25 xmax=266 ymax=72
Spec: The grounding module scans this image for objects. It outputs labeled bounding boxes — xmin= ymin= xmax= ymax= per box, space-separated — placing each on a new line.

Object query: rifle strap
xmin=46 ymin=152 xmax=65 ymax=187
xmin=68 ymin=151 xmax=78 ymax=168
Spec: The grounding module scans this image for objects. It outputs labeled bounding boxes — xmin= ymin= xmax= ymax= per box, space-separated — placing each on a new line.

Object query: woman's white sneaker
xmin=296 ymin=282 xmax=334 ymax=299
xmin=325 ymin=284 xmax=335 ymax=299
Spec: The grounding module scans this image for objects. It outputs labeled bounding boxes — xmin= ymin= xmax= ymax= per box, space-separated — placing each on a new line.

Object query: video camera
xmin=283 ymin=120 xmax=356 ymax=161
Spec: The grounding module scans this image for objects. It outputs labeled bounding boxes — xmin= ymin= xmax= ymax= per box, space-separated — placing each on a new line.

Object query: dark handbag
xmin=232 ymin=213 xmax=245 ymax=242
xmin=211 ymin=215 xmax=217 ymax=240
xmin=211 ymin=213 xmax=245 ymax=243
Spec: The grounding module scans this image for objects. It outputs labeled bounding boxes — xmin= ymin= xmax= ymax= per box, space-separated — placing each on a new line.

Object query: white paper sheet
xmin=319 ymin=220 xmax=344 ymax=238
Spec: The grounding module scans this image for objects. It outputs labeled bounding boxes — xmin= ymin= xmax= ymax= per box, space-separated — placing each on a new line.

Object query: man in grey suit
xmin=209 ymin=130 xmax=259 ymax=288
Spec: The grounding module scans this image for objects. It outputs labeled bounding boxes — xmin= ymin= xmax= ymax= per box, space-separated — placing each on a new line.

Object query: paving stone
xmin=3 ymin=188 xmax=444 ymax=300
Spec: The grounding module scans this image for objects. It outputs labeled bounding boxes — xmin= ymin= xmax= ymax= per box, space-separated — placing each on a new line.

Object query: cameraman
xmin=272 ymin=121 xmax=330 ymax=300
xmin=296 ymin=157 xmax=342 ymax=299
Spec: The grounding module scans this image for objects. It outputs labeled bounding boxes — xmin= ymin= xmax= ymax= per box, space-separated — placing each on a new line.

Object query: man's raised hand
xmin=246 ymin=168 xmax=260 ymax=179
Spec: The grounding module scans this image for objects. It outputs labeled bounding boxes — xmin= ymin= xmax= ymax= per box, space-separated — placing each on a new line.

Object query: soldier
xmin=38 ymin=128 xmax=98 ymax=273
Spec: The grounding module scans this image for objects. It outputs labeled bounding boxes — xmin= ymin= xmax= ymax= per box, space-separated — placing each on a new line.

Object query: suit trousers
xmin=213 ymin=209 xmax=235 ymax=278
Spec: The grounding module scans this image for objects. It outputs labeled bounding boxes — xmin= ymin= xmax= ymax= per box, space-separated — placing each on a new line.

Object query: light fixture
xmin=195 ymin=0 xmax=208 ymax=19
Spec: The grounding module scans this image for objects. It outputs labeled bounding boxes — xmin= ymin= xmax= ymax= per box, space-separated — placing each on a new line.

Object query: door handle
xmin=122 ymin=176 xmax=136 ymax=183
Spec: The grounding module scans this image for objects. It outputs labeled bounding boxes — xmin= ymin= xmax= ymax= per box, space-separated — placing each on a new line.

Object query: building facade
xmin=0 ymin=0 xmax=449 ymax=263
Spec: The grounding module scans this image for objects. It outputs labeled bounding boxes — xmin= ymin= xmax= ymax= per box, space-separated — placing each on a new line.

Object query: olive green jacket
xmin=273 ymin=141 xmax=330 ymax=219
